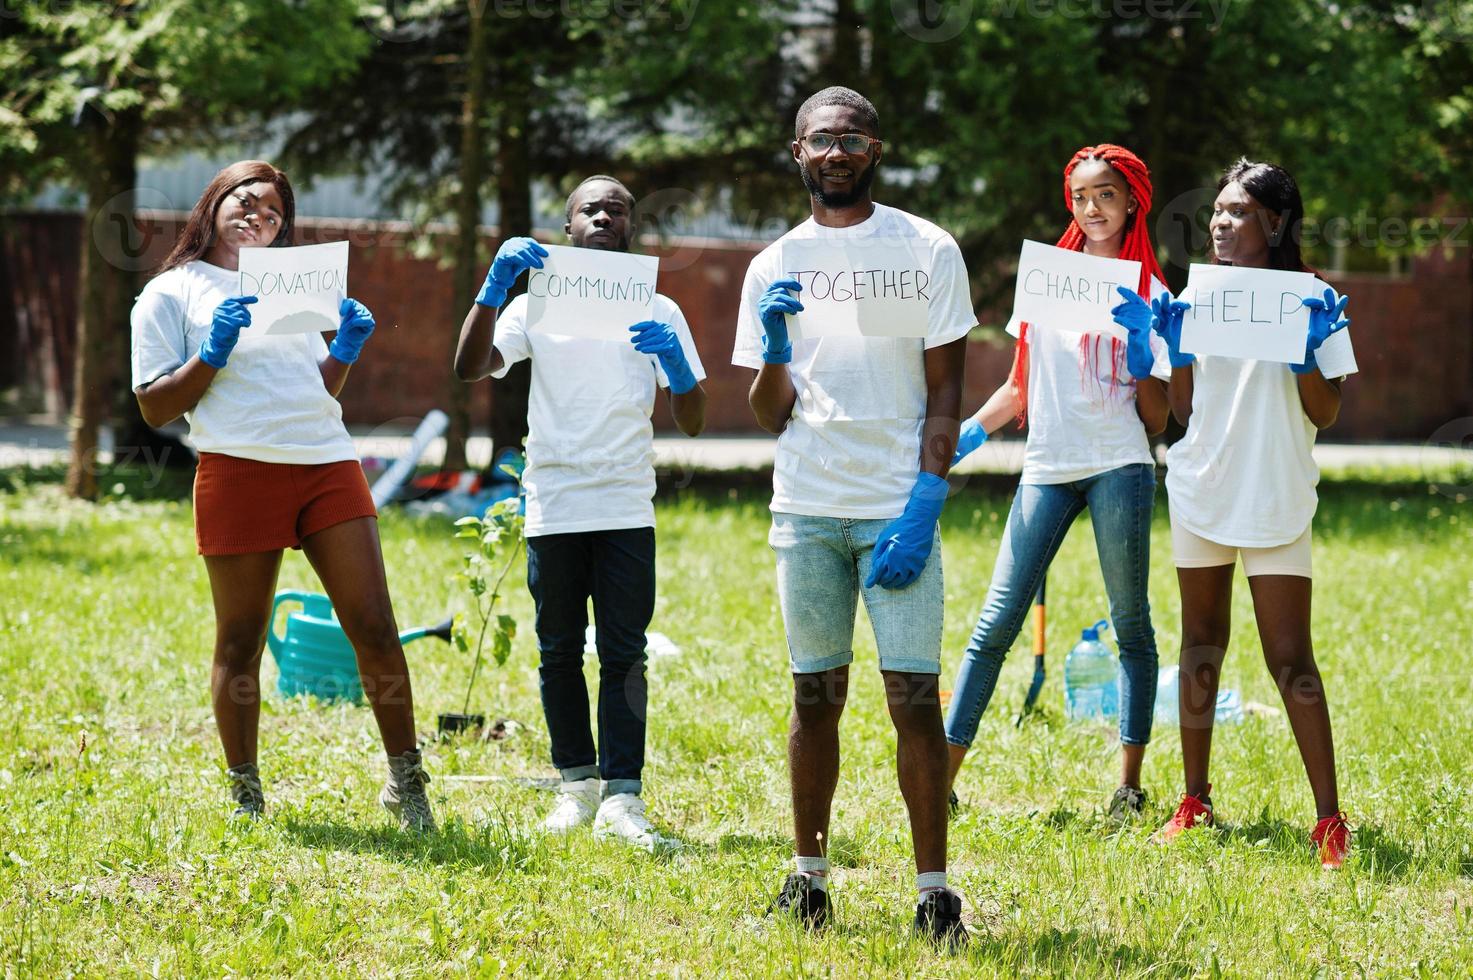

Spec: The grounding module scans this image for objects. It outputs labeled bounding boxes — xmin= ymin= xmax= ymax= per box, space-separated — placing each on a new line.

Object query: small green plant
xmin=451 ymin=494 xmax=526 ymax=716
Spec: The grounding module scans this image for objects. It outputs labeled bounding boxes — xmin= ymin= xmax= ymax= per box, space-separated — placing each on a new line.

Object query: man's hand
xmin=865 ymin=472 xmax=949 ymax=590
xmin=757 ymin=278 xmax=802 ymax=364
xmin=629 ymin=320 xmax=698 ymax=394
xmin=475 ymin=237 xmax=549 ymax=308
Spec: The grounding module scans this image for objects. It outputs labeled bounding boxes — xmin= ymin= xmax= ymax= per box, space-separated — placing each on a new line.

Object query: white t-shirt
xmin=1165 ymin=329 xmax=1358 ymax=547
xmin=732 ymin=204 xmax=978 ymax=519
xmin=1007 ymin=278 xmax=1172 ymax=485
xmin=491 ymin=292 xmax=705 ymax=537
xmin=129 ymin=260 xmax=358 ymax=465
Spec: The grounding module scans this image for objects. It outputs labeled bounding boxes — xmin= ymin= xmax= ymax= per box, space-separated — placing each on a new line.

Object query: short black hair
xmin=1217 ymin=158 xmax=1305 ymax=272
xmin=564 ymin=175 xmax=635 ymax=222
xmin=794 ymin=86 xmax=879 ymax=140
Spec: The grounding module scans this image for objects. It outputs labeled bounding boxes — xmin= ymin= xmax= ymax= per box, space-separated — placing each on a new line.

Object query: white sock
xmin=917 ymin=871 xmax=948 ymax=898
xmin=795 ymin=856 xmax=830 ymax=893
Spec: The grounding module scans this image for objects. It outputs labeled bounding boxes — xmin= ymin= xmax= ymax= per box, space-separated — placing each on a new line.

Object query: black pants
xmin=525 ymin=527 xmax=655 ymax=789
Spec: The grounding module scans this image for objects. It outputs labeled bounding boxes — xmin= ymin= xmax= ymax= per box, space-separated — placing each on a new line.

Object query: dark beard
xmin=800 ymin=158 xmax=877 ymax=208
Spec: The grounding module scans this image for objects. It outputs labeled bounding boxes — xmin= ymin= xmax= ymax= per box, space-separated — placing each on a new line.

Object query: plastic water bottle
xmin=1064 ymin=619 xmax=1119 ymax=723
xmin=1153 ymin=666 xmax=1245 ymax=725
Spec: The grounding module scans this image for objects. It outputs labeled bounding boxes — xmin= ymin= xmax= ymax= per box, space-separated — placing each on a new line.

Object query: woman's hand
xmin=951 ymin=417 xmax=988 ymax=465
xmin=1294 ymin=287 xmax=1350 ymax=375
xmin=328 ymin=298 xmax=376 ymax=365
xmin=1110 ymin=287 xmax=1158 ymax=381
xmin=199 ymin=295 xmax=257 ymax=369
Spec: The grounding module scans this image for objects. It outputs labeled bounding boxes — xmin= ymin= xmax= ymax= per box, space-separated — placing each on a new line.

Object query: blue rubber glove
xmin=951 ymin=417 xmax=988 ymax=466
xmin=1294 ymin=287 xmax=1350 ymax=375
xmin=475 ymin=237 xmax=549 ymax=308
xmin=1148 ymin=288 xmax=1194 ymax=369
xmin=629 ymin=320 xmax=698 ymax=394
xmin=756 ymin=278 xmax=802 ymax=364
xmin=199 ymin=295 xmax=257 ymax=369
xmin=864 ymin=471 xmax=949 ymax=590
xmin=329 ymin=297 xmax=376 ymax=365
xmin=1110 ymin=286 xmax=1158 ymax=381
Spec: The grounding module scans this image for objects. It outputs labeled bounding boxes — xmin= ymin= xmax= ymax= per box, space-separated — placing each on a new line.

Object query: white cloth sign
xmin=1010 ymin=239 xmax=1141 ymax=340
xmin=1178 ymin=264 xmax=1316 ymax=363
xmin=779 ymin=237 xmax=933 ymax=339
xmin=523 ymin=244 xmax=658 ymax=340
xmin=238 ymin=241 xmax=348 ymax=336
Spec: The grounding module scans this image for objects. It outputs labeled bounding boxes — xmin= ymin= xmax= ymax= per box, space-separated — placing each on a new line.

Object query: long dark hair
xmin=1215 ymin=158 xmax=1306 ymax=272
xmin=158 ymin=160 xmax=296 ymax=274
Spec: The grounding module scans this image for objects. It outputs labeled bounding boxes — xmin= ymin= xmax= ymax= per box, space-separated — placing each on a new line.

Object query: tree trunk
xmin=66 ymin=113 xmax=139 ymax=499
xmin=828 ymin=0 xmax=862 ymax=79
xmin=445 ymin=0 xmax=490 ymax=472
xmin=0 ymin=216 xmax=19 ymax=397
xmin=489 ymin=70 xmax=533 ymax=461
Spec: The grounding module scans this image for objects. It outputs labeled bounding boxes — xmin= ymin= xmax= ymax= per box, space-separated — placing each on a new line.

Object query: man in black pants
xmin=454 ymin=175 xmax=707 ymax=849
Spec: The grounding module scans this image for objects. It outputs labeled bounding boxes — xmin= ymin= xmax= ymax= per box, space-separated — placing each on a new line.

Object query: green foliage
xmin=451 ymin=494 xmax=526 ymax=713
xmin=787 ymin=0 xmax=1473 ymax=302
xmin=0 ymin=0 xmax=370 ymax=200
xmin=317 ymin=0 xmax=1463 ymax=310
xmin=278 ymin=0 xmax=799 ymax=231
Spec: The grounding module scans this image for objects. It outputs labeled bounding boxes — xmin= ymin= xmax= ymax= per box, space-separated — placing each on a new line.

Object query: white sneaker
xmin=543 ymin=778 xmax=599 ymax=833
xmin=593 ymin=793 xmax=661 ymax=851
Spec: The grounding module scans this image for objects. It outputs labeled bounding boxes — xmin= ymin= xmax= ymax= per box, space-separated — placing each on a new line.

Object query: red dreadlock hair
xmin=1009 ymin=144 xmax=1166 ymax=426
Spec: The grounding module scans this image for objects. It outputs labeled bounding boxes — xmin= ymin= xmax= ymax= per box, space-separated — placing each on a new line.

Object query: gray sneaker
xmin=381 ymin=748 xmax=435 ymax=832
xmin=227 ymin=763 xmax=264 ymax=819
xmin=1107 ymin=784 xmax=1147 ymax=822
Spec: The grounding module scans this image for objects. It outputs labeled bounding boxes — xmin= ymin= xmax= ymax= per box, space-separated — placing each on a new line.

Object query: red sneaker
xmin=1154 ymin=786 xmax=1214 ymax=842
xmin=1310 ymin=812 xmax=1351 ymax=870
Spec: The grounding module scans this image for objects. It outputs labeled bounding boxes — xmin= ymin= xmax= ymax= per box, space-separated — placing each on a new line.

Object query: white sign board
xmin=1178 ymin=264 xmax=1315 ymax=363
xmin=1010 ymin=239 xmax=1141 ymax=339
xmin=523 ymin=243 xmax=658 ymax=340
xmin=779 ymin=238 xmax=933 ymax=340
xmin=239 ymin=241 xmax=348 ymax=336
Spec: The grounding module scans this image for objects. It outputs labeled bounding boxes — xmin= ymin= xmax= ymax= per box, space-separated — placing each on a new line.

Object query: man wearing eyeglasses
xmin=732 ymin=86 xmax=973 ymax=945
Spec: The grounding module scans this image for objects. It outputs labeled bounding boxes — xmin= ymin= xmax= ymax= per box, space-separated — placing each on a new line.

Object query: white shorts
xmin=1170 ymin=518 xmax=1312 ymax=579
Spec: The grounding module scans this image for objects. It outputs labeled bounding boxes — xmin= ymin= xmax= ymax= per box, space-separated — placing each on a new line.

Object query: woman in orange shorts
xmin=129 ymin=160 xmax=432 ymax=830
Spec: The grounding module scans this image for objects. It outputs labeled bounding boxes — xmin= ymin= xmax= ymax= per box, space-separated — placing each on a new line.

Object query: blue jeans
xmin=945 ymin=463 xmax=1159 ymax=747
xmin=526 ymin=527 xmax=654 ymax=796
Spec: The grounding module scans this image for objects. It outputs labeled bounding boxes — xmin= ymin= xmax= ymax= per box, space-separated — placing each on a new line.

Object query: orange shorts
xmin=193 ymin=452 xmax=377 ymax=556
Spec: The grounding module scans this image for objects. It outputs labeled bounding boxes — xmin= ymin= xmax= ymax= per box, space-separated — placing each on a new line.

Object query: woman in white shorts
xmin=1144 ymin=159 xmax=1356 ymax=869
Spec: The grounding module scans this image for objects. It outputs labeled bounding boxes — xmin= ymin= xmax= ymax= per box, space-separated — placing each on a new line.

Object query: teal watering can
xmin=267 ymin=590 xmax=451 ymax=703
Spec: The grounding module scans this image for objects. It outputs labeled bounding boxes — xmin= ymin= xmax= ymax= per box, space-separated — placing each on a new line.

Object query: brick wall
xmin=3 ymin=211 xmax=1468 ymax=441
xmin=1328 ymin=247 xmax=1473 ymax=442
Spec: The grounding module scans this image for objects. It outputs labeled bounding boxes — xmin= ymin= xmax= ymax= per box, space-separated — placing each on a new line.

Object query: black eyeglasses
xmin=799 ymin=132 xmax=882 ymax=155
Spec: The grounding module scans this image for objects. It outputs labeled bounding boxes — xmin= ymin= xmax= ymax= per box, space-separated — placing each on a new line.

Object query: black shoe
xmin=1106 ymin=784 xmax=1147 ymax=823
xmin=227 ymin=763 xmax=264 ymax=820
xmin=767 ymin=872 xmax=830 ymax=930
xmin=913 ymin=887 xmax=967 ymax=948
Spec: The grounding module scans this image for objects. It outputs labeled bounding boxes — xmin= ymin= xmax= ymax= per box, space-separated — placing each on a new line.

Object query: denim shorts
xmin=768 ymin=512 xmax=943 ymax=675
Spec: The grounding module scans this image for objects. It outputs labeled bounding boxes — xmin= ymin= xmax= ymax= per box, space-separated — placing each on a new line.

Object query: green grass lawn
xmin=2 ymin=463 xmax=1470 ymax=976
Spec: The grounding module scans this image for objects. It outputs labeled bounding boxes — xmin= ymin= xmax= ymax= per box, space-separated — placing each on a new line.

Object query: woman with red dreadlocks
xmin=945 ymin=144 xmax=1171 ymax=820
xmin=1120 ymin=159 xmax=1354 ymax=868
